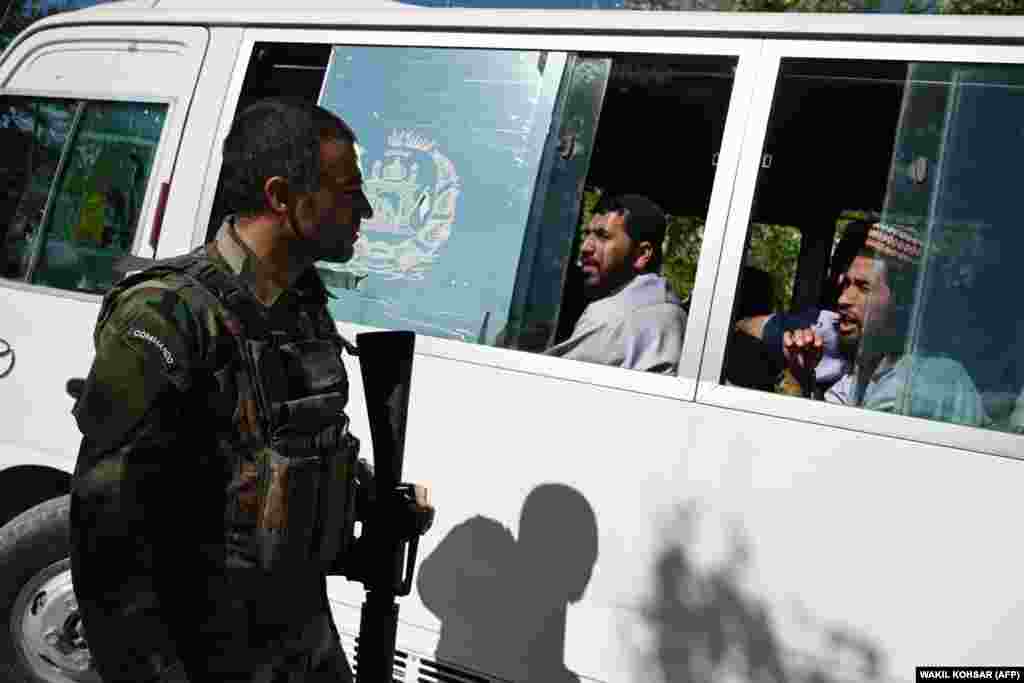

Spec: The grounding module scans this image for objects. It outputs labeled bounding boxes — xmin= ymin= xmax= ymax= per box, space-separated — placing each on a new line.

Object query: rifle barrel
xmin=355 ymin=330 xmax=415 ymax=683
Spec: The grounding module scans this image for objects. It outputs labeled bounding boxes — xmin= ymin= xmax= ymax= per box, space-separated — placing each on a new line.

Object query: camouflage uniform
xmin=70 ymin=219 xmax=360 ymax=683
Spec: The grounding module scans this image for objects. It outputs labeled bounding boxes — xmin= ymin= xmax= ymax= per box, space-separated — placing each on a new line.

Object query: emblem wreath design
xmin=324 ymin=129 xmax=460 ymax=283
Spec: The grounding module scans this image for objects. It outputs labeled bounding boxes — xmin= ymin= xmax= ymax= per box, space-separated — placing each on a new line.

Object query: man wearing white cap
xmin=784 ymin=222 xmax=986 ymax=426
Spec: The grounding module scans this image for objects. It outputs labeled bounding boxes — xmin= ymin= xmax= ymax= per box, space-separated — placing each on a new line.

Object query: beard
xmin=581 ymin=266 xmax=634 ymax=303
xmin=837 ymin=329 xmax=861 ymax=362
xmin=317 ymin=239 xmax=355 ymax=264
xmin=289 ymin=203 xmax=358 ymax=264
xmin=581 ymin=277 xmax=605 ymax=302
xmin=311 ymin=219 xmax=358 ymax=264
xmin=839 ymin=311 xmax=907 ymax=366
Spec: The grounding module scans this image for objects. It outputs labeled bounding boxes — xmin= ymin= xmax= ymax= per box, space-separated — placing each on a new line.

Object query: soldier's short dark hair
xmin=220 ymin=98 xmax=357 ymax=218
xmin=594 ymin=193 xmax=667 ymax=273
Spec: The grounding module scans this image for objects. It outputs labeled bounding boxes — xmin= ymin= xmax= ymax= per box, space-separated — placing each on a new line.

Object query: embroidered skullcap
xmin=865 ymin=222 xmax=923 ymax=265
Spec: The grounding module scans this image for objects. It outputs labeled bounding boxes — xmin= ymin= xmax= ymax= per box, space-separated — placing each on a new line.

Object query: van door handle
xmin=0 ymin=338 xmax=14 ymax=379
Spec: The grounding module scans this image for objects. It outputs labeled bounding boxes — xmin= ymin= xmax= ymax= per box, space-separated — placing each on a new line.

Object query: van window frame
xmin=0 ymin=22 xmax=209 ymax=301
xmin=697 ymin=38 xmax=1024 ymax=461
xmin=195 ymin=27 xmax=762 ymax=402
xmin=0 ymin=89 xmax=176 ymax=301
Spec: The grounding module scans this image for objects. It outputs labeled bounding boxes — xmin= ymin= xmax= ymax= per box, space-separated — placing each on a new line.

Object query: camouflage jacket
xmin=70 ymin=220 xmax=358 ymax=683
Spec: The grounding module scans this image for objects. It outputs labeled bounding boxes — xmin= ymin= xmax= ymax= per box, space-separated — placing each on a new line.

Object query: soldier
xmin=70 ymin=97 xmax=434 ymax=682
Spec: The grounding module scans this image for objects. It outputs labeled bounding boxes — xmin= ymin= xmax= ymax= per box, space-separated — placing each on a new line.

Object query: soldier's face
xmin=293 ymin=136 xmax=373 ymax=264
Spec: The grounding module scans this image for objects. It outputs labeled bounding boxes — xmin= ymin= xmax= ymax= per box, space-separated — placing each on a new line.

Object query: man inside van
xmin=70 ymin=98 xmax=434 ymax=683
xmin=783 ymin=222 xmax=986 ymax=426
xmin=735 ymin=219 xmax=871 ymax=397
xmin=545 ymin=194 xmax=687 ymax=375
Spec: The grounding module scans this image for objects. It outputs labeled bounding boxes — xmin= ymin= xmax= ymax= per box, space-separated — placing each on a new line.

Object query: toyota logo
xmin=0 ymin=338 xmax=14 ymax=379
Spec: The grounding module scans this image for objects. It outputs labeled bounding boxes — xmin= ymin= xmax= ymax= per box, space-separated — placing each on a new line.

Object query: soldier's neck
xmin=233 ymin=215 xmax=314 ymax=304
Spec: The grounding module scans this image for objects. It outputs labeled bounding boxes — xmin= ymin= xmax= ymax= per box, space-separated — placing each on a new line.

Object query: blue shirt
xmin=826 ymin=354 xmax=987 ymax=427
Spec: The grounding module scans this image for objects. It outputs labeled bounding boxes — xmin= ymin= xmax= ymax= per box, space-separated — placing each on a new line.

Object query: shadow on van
xmin=417 ymin=483 xmax=598 ymax=683
xmin=643 ymin=503 xmax=885 ymax=683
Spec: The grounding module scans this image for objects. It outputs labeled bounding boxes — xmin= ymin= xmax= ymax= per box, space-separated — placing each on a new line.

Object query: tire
xmin=0 ymin=495 xmax=101 ymax=683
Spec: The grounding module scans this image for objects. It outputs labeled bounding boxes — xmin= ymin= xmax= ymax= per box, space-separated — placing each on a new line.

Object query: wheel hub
xmin=10 ymin=558 xmax=101 ymax=683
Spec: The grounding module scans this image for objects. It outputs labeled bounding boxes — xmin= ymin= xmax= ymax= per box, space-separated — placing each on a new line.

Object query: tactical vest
xmin=98 ymin=249 xmax=362 ymax=575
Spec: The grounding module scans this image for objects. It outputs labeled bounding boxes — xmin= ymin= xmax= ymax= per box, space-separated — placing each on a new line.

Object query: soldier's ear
xmin=263 ymin=176 xmax=291 ymax=216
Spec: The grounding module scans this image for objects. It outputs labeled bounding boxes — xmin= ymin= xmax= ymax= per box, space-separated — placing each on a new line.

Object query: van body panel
xmin=0 ymin=441 xmax=77 ymax=479
xmin=1 ymin=7 xmax=1022 ymax=683
xmin=0 ymin=26 xmax=208 ymax=98
xmin=0 ymin=24 xmax=208 ymax=510
xmin=17 ymin=4 xmax=1024 ymax=44
xmin=327 ymin=340 xmax=1024 ymax=682
xmin=0 ymin=287 xmax=100 ymax=468
xmin=188 ymin=27 xmax=763 ymax=407
xmin=160 ymin=26 xmax=244 ymax=260
xmin=699 ymin=38 xmax=1024 ymax=462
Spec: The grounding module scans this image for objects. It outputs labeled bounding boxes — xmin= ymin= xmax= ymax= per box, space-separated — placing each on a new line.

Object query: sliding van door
xmin=202 ymin=27 xmax=761 ymax=683
xmin=697 ymin=37 xmax=1024 ymax=680
xmin=0 ymin=25 xmax=208 ymax=474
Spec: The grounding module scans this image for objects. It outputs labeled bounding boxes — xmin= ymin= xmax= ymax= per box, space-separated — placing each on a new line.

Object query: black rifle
xmin=354 ymin=330 xmax=418 ymax=683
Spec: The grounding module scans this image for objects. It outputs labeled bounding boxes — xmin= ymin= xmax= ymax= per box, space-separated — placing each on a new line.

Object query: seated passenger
xmin=784 ymin=222 xmax=987 ymax=427
xmin=545 ymin=194 xmax=686 ymax=375
xmin=736 ymin=219 xmax=870 ymax=397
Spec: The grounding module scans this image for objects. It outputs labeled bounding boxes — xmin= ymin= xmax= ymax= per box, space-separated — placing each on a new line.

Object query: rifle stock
xmin=355 ymin=330 xmax=416 ymax=683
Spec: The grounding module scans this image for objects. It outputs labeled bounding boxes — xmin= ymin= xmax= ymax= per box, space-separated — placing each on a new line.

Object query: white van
xmin=1 ymin=1 xmax=1022 ymax=681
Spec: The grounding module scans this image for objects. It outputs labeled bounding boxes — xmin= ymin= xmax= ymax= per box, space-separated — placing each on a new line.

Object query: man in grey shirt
xmin=545 ymin=194 xmax=686 ymax=375
xmin=784 ymin=222 xmax=986 ymax=427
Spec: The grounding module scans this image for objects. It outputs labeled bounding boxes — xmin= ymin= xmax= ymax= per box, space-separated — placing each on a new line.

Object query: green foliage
xmin=583 ymin=187 xmax=805 ymax=311
xmin=746 ymin=223 xmax=801 ymax=311
xmin=731 ymin=0 xmax=1024 ymax=12
xmin=938 ymin=0 xmax=1024 ymax=12
xmin=662 ymin=214 xmax=705 ymax=301
xmin=731 ymin=0 xmax=881 ymax=11
xmin=2 ymin=1 xmax=42 ymax=39
xmin=901 ymin=0 xmax=933 ymax=12
xmin=647 ymin=212 xmax=802 ymax=313
xmin=2 ymin=0 xmax=114 ymax=46
xmin=581 ymin=186 xmax=603 ymax=227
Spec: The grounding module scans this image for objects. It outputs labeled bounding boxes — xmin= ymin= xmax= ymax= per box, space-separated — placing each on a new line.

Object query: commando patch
xmin=129 ymin=328 xmax=176 ymax=368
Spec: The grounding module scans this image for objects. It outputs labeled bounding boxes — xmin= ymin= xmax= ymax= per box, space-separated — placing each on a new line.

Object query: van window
xmin=551 ymin=54 xmax=736 ymax=371
xmin=1 ymin=97 xmax=76 ymax=280
xmin=726 ymin=58 xmax=1024 ymax=435
xmin=319 ymin=46 xmax=570 ymax=345
xmin=0 ymin=96 xmax=167 ymax=293
xmin=210 ymin=43 xmax=736 ymax=376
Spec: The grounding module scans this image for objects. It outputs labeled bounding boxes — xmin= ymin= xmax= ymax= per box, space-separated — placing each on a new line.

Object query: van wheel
xmin=0 ymin=495 xmax=101 ymax=683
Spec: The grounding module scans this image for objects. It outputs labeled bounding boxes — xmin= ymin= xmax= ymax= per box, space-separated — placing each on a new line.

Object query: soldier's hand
xmin=411 ymin=484 xmax=434 ymax=535
xmin=395 ymin=484 xmax=434 ymax=539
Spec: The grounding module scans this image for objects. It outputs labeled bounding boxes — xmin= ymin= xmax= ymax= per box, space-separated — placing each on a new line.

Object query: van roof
xmin=28 ymin=0 xmax=1024 ymax=43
